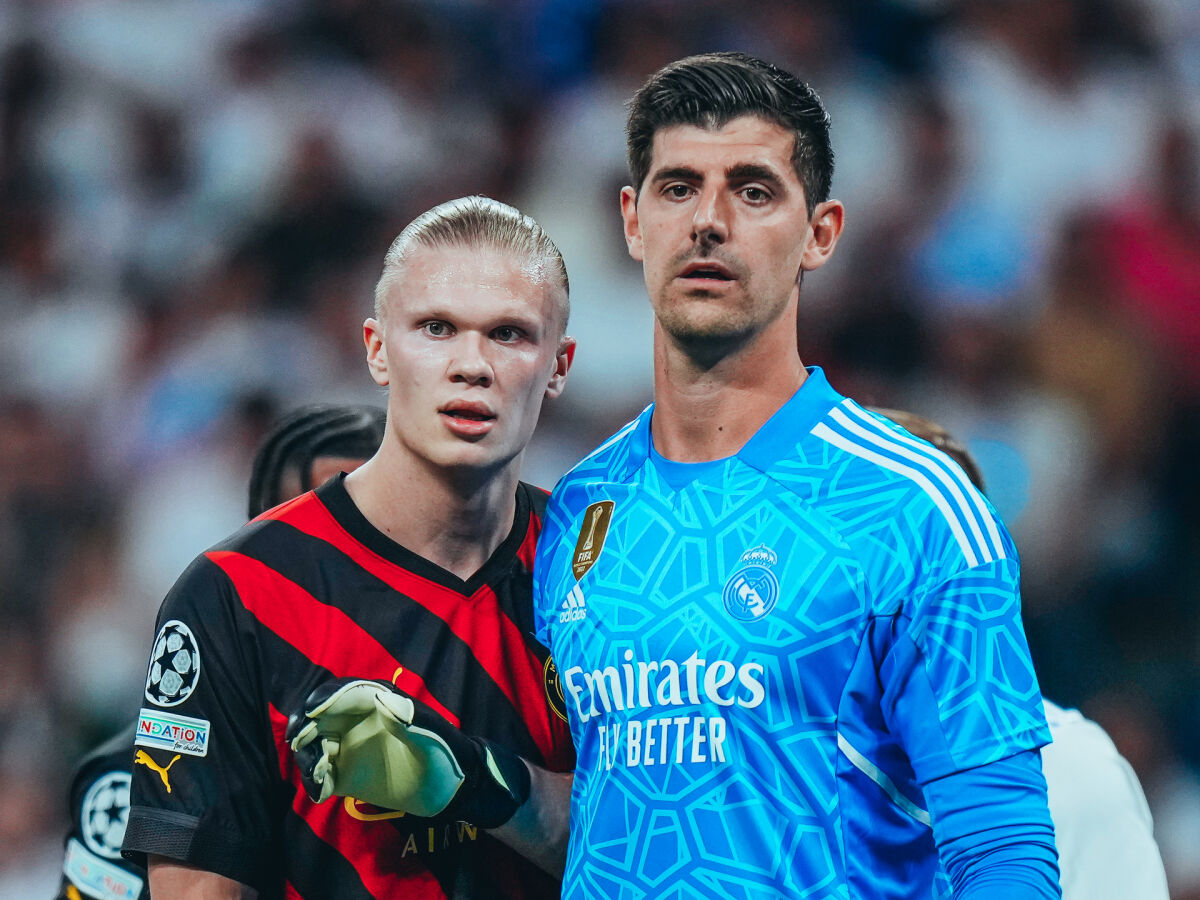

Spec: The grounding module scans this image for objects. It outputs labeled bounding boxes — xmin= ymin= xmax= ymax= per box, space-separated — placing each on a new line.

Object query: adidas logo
xmin=559 ymin=584 xmax=587 ymax=623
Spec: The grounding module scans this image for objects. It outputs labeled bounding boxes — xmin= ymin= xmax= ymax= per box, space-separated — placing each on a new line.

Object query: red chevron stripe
xmin=269 ymin=704 xmax=449 ymax=900
xmin=274 ymin=497 xmax=555 ymax=758
xmin=207 ymin=550 xmax=457 ymax=727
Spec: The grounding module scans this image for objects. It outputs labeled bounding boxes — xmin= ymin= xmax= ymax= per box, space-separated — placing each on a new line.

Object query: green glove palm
xmin=285 ymin=679 xmax=530 ymax=828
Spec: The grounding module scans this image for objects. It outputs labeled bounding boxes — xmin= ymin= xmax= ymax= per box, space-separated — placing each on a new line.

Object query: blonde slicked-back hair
xmin=373 ymin=195 xmax=570 ymax=332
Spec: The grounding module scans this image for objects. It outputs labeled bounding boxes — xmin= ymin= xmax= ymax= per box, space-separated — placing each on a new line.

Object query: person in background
xmin=871 ymin=407 xmax=1170 ymax=900
xmin=57 ymin=403 xmax=387 ymax=900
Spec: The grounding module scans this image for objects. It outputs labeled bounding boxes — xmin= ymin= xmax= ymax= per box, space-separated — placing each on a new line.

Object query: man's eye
xmin=741 ymin=186 xmax=770 ymax=202
xmin=665 ymin=184 xmax=692 ymax=199
xmin=423 ymin=321 xmax=451 ymax=337
xmin=493 ymin=326 xmax=522 ymax=342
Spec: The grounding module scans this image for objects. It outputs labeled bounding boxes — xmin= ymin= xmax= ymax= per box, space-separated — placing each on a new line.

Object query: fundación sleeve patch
xmin=64 ymin=837 xmax=145 ymax=900
xmin=135 ymin=708 xmax=210 ymax=757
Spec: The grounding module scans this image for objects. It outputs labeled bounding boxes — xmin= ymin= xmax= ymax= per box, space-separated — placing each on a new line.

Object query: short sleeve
xmin=122 ymin=554 xmax=279 ymax=891
xmin=880 ymin=556 xmax=1052 ymax=783
xmin=60 ymin=724 xmax=148 ymax=900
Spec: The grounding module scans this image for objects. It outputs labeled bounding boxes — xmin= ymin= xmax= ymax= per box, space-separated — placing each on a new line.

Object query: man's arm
xmin=148 ymin=856 xmax=259 ymax=899
xmin=922 ymin=750 xmax=1060 ymax=899
xmin=877 ymin=554 xmax=1061 ymax=896
xmin=489 ymin=764 xmax=573 ymax=878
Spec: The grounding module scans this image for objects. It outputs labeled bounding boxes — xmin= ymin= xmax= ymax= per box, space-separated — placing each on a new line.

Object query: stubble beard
xmin=653 ymin=275 xmax=796 ymax=369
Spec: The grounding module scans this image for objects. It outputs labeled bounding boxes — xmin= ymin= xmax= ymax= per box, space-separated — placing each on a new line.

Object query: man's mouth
xmin=441 ymin=408 xmax=494 ymax=421
xmin=679 ymin=262 xmax=735 ymax=281
xmin=439 ymin=403 xmax=496 ymax=438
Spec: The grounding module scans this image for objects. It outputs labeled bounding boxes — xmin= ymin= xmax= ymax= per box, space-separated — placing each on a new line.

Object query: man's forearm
xmin=148 ymin=856 xmax=259 ymax=899
xmin=924 ymin=750 xmax=1061 ymax=898
xmin=488 ymin=763 xmax=574 ymax=878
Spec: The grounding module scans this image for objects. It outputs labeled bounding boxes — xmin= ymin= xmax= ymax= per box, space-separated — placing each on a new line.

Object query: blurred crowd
xmin=1 ymin=0 xmax=1198 ymax=894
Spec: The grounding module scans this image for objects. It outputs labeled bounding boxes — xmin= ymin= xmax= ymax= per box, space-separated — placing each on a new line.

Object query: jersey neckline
xmin=623 ymin=366 xmax=844 ymax=479
xmin=315 ymin=473 xmax=532 ymax=594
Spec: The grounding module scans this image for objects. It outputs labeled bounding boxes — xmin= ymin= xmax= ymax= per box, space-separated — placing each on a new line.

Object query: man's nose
xmin=691 ymin=188 xmax=729 ymax=246
xmin=449 ymin=334 xmax=493 ymax=387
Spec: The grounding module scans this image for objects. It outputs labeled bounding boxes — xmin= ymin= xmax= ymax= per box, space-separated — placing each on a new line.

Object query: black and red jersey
xmin=123 ymin=475 xmax=575 ymax=899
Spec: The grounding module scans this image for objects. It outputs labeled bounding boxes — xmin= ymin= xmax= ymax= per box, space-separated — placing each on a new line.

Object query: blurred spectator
xmin=2 ymin=1 xmax=1200 ymax=893
xmin=1090 ymin=687 xmax=1200 ymax=900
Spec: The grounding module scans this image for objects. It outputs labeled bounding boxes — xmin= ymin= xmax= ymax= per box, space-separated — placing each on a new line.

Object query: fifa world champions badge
xmin=723 ymin=544 xmax=781 ymax=621
xmin=572 ymin=500 xmax=615 ymax=580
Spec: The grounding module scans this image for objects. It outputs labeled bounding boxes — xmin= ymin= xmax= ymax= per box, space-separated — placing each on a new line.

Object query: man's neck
xmin=650 ymin=322 xmax=807 ymax=463
xmin=343 ymin=446 xmax=520 ymax=581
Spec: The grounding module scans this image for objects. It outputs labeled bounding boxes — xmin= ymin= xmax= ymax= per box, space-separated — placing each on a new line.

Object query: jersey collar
xmin=624 ymin=366 xmax=845 ymax=478
xmin=316 ymin=473 xmax=533 ymax=594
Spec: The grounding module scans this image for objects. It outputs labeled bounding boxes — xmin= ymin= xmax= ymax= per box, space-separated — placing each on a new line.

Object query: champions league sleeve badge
xmin=144 ymin=620 xmax=201 ymax=707
xmin=81 ymin=770 xmax=132 ymax=859
xmin=722 ymin=544 xmax=780 ymax=621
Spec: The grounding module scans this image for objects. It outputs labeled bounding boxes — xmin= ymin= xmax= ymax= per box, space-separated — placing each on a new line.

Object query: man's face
xmin=364 ymin=245 xmax=573 ymax=476
xmin=621 ymin=115 xmax=826 ymax=349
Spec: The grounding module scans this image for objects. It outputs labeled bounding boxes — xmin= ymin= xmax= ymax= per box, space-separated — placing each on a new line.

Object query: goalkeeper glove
xmin=285 ymin=678 xmax=531 ymax=828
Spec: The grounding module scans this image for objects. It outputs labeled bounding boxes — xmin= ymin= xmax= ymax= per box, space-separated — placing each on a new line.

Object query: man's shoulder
xmin=795 ymin=400 xmax=1012 ymax=572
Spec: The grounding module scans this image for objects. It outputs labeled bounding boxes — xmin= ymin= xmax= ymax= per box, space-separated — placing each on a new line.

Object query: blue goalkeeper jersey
xmin=534 ymin=368 xmax=1053 ymax=900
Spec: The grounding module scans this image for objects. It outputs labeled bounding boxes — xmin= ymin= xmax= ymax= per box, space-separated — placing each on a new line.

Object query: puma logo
xmin=135 ymin=750 xmax=181 ymax=793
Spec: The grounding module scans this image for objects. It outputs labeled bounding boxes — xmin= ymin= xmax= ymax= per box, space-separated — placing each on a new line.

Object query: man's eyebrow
xmin=649 ymin=165 xmax=704 ymax=185
xmin=726 ymin=163 xmax=786 ymax=187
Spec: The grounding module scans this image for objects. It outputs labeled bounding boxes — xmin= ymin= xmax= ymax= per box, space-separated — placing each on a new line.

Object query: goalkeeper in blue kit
xmin=289 ymin=52 xmax=1061 ymax=898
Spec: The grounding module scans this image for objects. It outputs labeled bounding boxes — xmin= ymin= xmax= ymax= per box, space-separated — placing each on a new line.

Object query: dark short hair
xmin=247 ymin=404 xmax=387 ymax=517
xmin=870 ymin=407 xmax=986 ymax=493
xmin=626 ymin=52 xmax=834 ymax=215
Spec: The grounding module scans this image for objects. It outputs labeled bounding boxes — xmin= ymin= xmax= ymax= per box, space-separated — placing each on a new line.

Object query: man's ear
xmin=545 ymin=336 xmax=576 ymax=399
xmin=620 ymin=186 xmax=644 ymax=263
xmin=800 ymin=199 xmax=845 ymax=272
xmin=364 ymin=318 xmax=388 ymax=386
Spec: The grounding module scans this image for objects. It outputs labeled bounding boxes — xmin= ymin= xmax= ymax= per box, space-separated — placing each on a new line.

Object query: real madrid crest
xmin=722 ymin=544 xmax=780 ymax=621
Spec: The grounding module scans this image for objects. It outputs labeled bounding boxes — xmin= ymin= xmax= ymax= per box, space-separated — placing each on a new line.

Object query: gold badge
xmin=543 ymin=656 xmax=568 ymax=722
xmin=135 ymin=750 xmax=180 ymax=793
xmin=571 ymin=501 xmax=614 ymax=580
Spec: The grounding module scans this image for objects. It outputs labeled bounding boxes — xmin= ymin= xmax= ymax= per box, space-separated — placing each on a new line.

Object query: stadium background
xmin=1 ymin=0 xmax=1198 ymax=894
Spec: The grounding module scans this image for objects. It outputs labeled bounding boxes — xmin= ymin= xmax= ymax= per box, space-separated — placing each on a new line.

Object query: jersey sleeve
xmin=922 ymin=749 xmax=1061 ymax=898
xmin=121 ymin=553 xmax=279 ymax=892
xmin=59 ymin=724 xmax=148 ymax=900
xmin=879 ymin=555 xmax=1052 ymax=782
